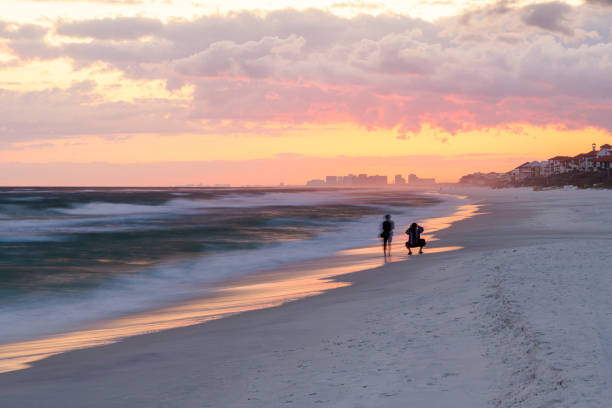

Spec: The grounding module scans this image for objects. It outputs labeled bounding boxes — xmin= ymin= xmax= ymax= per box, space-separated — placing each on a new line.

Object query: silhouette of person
xmin=405 ymin=222 xmax=426 ymax=255
xmin=380 ymin=214 xmax=394 ymax=256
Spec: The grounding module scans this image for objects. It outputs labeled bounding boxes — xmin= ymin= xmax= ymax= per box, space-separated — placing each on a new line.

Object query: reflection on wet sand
xmin=0 ymin=202 xmax=480 ymax=374
xmin=420 ymin=203 xmax=480 ymax=234
xmin=339 ymin=244 xmax=463 ymax=259
xmin=0 ymin=257 xmax=373 ymax=373
xmin=340 ymin=203 xmax=478 ymax=259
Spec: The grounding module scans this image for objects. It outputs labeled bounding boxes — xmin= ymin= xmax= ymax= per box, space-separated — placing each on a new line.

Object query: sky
xmin=1 ymin=0 xmax=612 ymax=186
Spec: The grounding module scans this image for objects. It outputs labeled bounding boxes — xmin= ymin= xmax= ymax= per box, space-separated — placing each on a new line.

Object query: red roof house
xmin=593 ymin=156 xmax=612 ymax=170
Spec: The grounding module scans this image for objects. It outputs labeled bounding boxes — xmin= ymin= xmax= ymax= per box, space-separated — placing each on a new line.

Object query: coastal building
xmin=573 ymin=152 xmax=597 ymax=171
xmin=459 ymin=171 xmax=508 ymax=186
xmin=306 ymin=179 xmax=325 ymax=186
xmin=548 ymin=156 xmax=574 ymax=174
xmin=593 ymin=156 xmax=612 ymax=171
xmin=573 ymin=144 xmax=599 ymax=172
xmin=466 ymin=142 xmax=612 ymax=186
xmin=546 ymin=145 xmax=610 ymax=175
xmin=511 ymin=161 xmax=547 ymax=181
xmin=306 ymin=174 xmax=388 ymax=186
xmin=597 ymin=144 xmax=612 ymax=157
xmin=593 ymin=145 xmax=612 ymax=172
xmin=540 ymin=161 xmax=552 ymax=177
xmin=368 ymin=175 xmax=388 ymax=185
xmin=341 ymin=174 xmax=356 ymax=185
xmin=394 ymin=174 xmax=406 ymax=185
xmin=408 ymin=174 xmax=436 ymax=185
xmin=509 ymin=163 xmax=527 ymax=181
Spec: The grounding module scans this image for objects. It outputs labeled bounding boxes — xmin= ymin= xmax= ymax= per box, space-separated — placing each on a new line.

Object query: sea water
xmin=0 ymin=187 xmax=461 ymax=345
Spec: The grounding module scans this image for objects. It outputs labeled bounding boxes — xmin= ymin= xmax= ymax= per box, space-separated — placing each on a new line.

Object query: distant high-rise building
xmin=306 ymin=179 xmax=325 ymax=186
xmin=408 ymin=174 xmax=436 ymax=185
xmin=344 ymin=174 xmax=356 ymax=185
xmin=326 ymin=176 xmax=337 ymax=186
xmin=394 ymin=174 xmax=406 ymax=185
xmin=307 ymin=173 xmax=390 ymax=187
xmin=368 ymin=175 xmax=387 ymax=185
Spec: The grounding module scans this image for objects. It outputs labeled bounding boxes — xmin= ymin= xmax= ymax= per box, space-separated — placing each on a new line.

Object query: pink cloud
xmin=1 ymin=4 xmax=612 ymax=143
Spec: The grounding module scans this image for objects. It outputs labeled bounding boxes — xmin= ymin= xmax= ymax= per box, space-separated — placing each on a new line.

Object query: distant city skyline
xmin=306 ymin=172 xmax=436 ymax=187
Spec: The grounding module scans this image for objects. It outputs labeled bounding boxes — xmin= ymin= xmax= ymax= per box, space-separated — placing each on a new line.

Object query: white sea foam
xmin=0 ymin=192 xmax=466 ymax=343
xmin=3 ymin=196 xmax=44 ymax=202
xmin=57 ymin=201 xmax=184 ymax=216
xmin=54 ymin=190 xmax=355 ymax=217
xmin=0 ymin=215 xmax=160 ymax=242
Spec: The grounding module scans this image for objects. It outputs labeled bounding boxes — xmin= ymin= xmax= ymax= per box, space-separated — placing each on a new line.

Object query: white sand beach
xmin=2 ymin=188 xmax=612 ymax=407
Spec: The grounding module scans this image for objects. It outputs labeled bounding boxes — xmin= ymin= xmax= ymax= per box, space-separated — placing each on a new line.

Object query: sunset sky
xmin=2 ymin=0 xmax=612 ymax=185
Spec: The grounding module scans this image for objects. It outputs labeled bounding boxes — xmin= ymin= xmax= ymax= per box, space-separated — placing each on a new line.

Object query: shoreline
xmin=3 ymin=188 xmax=612 ymax=406
xmin=0 ymin=194 xmax=476 ymax=374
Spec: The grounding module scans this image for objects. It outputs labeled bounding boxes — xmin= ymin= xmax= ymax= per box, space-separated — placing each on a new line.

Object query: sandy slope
xmin=467 ymin=189 xmax=612 ymax=408
xmin=1 ymin=188 xmax=612 ymax=407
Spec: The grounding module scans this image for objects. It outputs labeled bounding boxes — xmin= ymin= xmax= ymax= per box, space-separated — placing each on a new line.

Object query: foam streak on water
xmin=0 ymin=187 xmax=468 ymax=364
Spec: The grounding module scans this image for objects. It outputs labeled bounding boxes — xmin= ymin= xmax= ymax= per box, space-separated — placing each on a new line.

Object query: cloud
xmin=1 ymin=4 xmax=612 ymax=143
xmin=8 ymin=142 xmax=55 ymax=150
xmin=0 ymin=81 xmax=193 ymax=141
xmin=56 ymin=17 xmax=163 ymax=40
xmin=330 ymin=2 xmax=383 ymax=11
xmin=585 ymin=0 xmax=612 ymax=6
xmin=521 ymin=2 xmax=573 ymax=35
xmin=0 ymin=21 xmax=47 ymax=40
xmin=174 ymin=35 xmax=306 ymax=78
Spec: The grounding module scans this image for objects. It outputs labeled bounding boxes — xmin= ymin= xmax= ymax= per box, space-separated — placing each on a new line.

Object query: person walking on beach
xmin=406 ymin=222 xmax=426 ymax=255
xmin=380 ymin=214 xmax=395 ymax=256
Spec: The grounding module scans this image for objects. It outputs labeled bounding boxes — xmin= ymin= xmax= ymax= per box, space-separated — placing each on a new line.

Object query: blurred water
xmin=0 ymin=187 xmax=449 ymax=343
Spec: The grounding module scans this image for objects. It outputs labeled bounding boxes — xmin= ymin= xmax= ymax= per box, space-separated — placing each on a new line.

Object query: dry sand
xmin=1 ymin=187 xmax=612 ymax=407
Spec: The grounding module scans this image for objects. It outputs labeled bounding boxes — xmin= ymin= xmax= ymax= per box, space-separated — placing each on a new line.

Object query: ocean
xmin=0 ymin=187 xmax=463 ymax=353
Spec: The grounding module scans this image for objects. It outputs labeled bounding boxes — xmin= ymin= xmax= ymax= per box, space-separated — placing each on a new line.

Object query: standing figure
xmin=405 ymin=222 xmax=426 ymax=255
xmin=380 ymin=214 xmax=395 ymax=256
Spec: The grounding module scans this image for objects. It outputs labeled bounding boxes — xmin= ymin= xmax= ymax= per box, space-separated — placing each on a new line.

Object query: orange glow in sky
xmin=1 ymin=0 xmax=611 ymax=185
